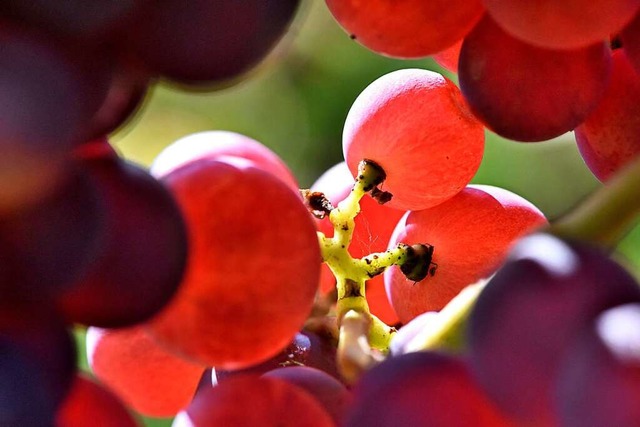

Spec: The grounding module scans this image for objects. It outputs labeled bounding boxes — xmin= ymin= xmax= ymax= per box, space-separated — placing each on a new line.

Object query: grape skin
xmin=575 ymin=49 xmax=640 ymax=181
xmin=385 ymin=185 xmax=546 ymax=323
xmin=459 ymin=14 xmax=612 ymax=142
xmin=325 ymin=0 xmax=484 ymax=58
xmin=343 ymin=68 xmax=485 ymax=211
xmin=147 ymin=157 xmax=321 ymax=369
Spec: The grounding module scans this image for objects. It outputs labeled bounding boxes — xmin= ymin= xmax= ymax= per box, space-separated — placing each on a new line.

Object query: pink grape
xmin=343 ymin=68 xmax=485 ymax=211
xmin=385 ymin=185 xmax=546 ymax=323
xmin=459 ymin=14 xmax=612 ymax=142
xmin=150 ymin=130 xmax=298 ymax=191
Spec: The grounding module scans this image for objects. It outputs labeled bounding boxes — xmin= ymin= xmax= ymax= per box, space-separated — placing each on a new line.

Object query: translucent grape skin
xmin=343 ymin=68 xmax=485 ymax=211
xmin=385 ymin=185 xmax=547 ymax=323
xmin=172 ymin=375 xmax=336 ymax=427
xmin=574 ymin=49 xmax=640 ymax=181
xmin=324 ymin=0 xmax=484 ymax=59
xmin=56 ymin=374 xmax=140 ymax=427
xmin=56 ymin=156 xmax=188 ymax=328
xmin=458 ymin=14 xmax=612 ymax=142
xmin=468 ymin=233 xmax=640 ymax=426
xmin=150 ymin=130 xmax=299 ymax=191
xmin=127 ymin=0 xmax=300 ymax=87
xmin=147 ymin=157 xmax=321 ymax=369
xmin=311 ymin=162 xmax=403 ymax=325
xmin=343 ymin=352 xmax=514 ymax=427
xmin=263 ymin=366 xmax=352 ymax=424
xmin=622 ymin=10 xmax=640 ymax=73
xmin=481 ymin=0 xmax=640 ymax=49
xmin=433 ymin=40 xmax=462 ymax=74
xmin=554 ymin=303 xmax=640 ymax=427
xmin=86 ymin=326 xmax=204 ymax=418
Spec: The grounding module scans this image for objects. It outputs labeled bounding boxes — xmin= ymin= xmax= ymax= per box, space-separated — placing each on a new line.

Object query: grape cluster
xmin=3 ymin=1 xmax=640 ymax=427
xmin=327 ymin=0 xmax=640 ymax=181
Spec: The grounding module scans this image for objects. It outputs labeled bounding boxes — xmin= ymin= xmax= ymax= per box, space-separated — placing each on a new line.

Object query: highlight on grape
xmin=2 ymin=1 xmax=640 ymax=426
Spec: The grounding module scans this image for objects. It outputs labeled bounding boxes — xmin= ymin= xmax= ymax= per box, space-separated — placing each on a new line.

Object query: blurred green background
xmin=90 ymin=1 xmax=640 ymax=425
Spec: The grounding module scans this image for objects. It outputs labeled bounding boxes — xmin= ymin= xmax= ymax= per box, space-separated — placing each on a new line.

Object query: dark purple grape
xmin=0 ymin=1 xmax=147 ymax=45
xmin=0 ymin=24 xmax=111 ymax=213
xmin=56 ymin=156 xmax=188 ymax=327
xmin=0 ymin=164 xmax=102 ymax=302
xmin=555 ymin=303 xmax=640 ymax=427
xmin=214 ymin=330 xmax=339 ymax=383
xmin=0 ymin=303 xmax=76 ymax=419
xmin=263 ymin=366 xmax=351 ymax=424
xmin=468 ymin=233 xmax=640 ymax=426
xmin=128 ymin=0 xmax=301 ymax=87
xmin=343 ymin=351 xmax=513 ymax=427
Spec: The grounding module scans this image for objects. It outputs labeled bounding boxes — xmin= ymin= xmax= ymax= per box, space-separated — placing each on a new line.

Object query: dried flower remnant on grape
xmin=306 ymin=159 xmax=438 ymax=381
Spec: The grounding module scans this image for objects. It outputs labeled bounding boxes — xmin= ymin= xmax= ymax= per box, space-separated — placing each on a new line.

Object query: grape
xmin=343 ymin=68 xmax=485 ymax=211
xmin=481 ymin=0 xmax=640 ymax=49
xmin=343 ymin=351 xmax=513 ymax=426
xmin=56 ymin=156 xmax=188 ymax=328
xmin=151 ymin=130 xmax=298 ymax=191
xmin=324 ymin=0 xmax=484 ymax=58
xmin=312 ymin=162 xmax=403 ymax=324
xmin=128 ymin=0 xmax=300 ymax=87
xmin=56 ymin=374 xmax=140 ymax=427
xmin=0 ymin=164 xmax=102 ymax=301
xmin=433 ymin=40 xmax=462 ymax=74
xmin=173 ymin=375 xmax=335 ymax=427
xmin=0 ymin=1 xmax=147 ymax=45
xmin=0 ymin=24 xmax=110 ymax=213
xmin=385 ymin=185 xmax=546 ymax=323
xmin=86 ymin=326 xmax=204 ymax=418
xmin=575 ymin=50 xmax=640 ymax=181
xmin=555 ymin=303 xmax=640 ymax=427
xmin=263 ymin=366 xmax=351 ymax=424
xmin=468 ymin=233 xmax=640 ymax=425
xmin=214 ymin=330 xmax=339 ymax=384
xmin=389 ymin=311 xmax=439 ymax=356
xmin=622 ymin=10 xmax=640 ymax=72
xmin=458 ymin=14 xmax=612 ymax=142
xmin=0 ymin=303 xmax=76 ymax=415
xmin=147 ymin=157 xmax=321 ymax=369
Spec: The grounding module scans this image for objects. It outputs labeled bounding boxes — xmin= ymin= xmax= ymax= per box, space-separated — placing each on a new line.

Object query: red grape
xmin=433 ymin=39 xmax=462 ymax=74
xmin=151 ymin=130 xmax=298 ymax=191
xmin=574 ymin=49 xmax=640 ymax=181
xmin=173 ymin=375 xmax=335 ymax=426
xmin=468 ymin=233 xmax=640 ymax=425
xmin=385 ymin=185 xmax=546 ymax=323
xmin=56 ymin=374 xmax=140 ymax=427
xmin=481 ymin=0 xmax=640 ymax=49
xmin=343 ymin=68 xmax=485 ymax=211
xmin=459 ymin=14 xmax=612 ymax=142
xmin=343 ymin=351 xmax=514 ymax=426
xmin=86 ymin=326 xmax=204 ymax=418
xmin=147 ymin=157 xmax=321 ymax=369
xmin=622 ymin=10 xmax=640 ymax=72
xmin=324 ymin=0 xmax=484 ymax=58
